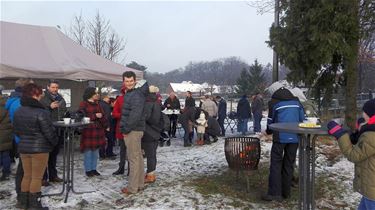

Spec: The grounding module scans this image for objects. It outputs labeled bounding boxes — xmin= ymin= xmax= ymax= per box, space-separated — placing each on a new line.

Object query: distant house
xmin=166 ymin=81 xmax=204 ymax=98
xmin=166 ymin=81 xmax=238 ymax=98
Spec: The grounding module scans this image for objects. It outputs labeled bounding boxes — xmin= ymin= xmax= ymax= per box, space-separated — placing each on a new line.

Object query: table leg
xmin=306 ymin=134 xmax=312 ymax=210
xmin=42 ymin=129 xmax=68 ymax=197
xmin=64 ymin=129 xmax=72 ymax=203
xmin=298 ymin=134 xmax=304 ymax=210
xmin=311 ymin=135 xmax=318 ymax=210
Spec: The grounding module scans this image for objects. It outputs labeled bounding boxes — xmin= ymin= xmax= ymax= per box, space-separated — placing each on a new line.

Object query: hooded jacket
xmin=120 ymin=80 xmax=149 ymax=134
xmin=266 ymin=88 xmax=305 ymax=143
xmin=13 ymin=97 xmax=58 ymax=154
xmin=142 ymin=93 xmax=163 ymax=141
xmin=337 ymin=116 xmax=375 ymax=200
xmin=5 ymin=89 xmax=22 ymax=144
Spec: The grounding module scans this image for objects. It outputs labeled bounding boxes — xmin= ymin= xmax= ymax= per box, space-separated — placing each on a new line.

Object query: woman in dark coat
xmin=142 ymin=86 xmax=163 ymax=183
xmin=13 ymin=83 xmax=58 ymax=210
xmin=79 ymin=87 xmax=108 ymax=177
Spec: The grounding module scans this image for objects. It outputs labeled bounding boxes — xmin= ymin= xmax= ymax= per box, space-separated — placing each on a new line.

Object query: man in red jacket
xmin=112 ymin=86 xmax=127 ymax=175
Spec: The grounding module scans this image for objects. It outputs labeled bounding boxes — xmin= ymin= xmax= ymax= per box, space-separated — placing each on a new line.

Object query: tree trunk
xmin=345 ymin=0 xmax=360 ymax=131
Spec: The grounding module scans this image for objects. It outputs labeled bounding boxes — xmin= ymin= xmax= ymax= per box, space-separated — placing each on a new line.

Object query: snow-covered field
xmin=0 ymin=120 xmax=361 ymax=209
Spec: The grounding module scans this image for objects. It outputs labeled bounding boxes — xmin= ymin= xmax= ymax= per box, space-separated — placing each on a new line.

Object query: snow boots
xmin=144 ymin=172 xmax=156 ymax=183
xmin=28 ymin=192 xmax=48 ymax=210
xmin=196 ymin=139 xmax=204 ymax=145
xmin=15 ymin=192 xmax=28 ymax=209
xmin=112 ymin=165 xmax=125 ymax=175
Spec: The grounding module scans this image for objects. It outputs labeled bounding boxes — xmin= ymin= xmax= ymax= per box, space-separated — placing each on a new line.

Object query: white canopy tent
xmin=0 ymin=21 xmax=142 ymax=81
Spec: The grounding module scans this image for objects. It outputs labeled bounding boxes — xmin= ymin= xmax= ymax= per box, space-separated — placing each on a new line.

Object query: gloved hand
xmin=327 ymin=121 xmax=346 ymax=139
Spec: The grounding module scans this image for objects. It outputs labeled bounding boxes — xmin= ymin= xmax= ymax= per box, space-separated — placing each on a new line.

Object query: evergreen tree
xmin=268 ymin=0 xmax=371 ymax=129
xmin=248 ymin=59 xmax=266 ymax=94
xmin=236 ymin=68 xmax=251 ymax=95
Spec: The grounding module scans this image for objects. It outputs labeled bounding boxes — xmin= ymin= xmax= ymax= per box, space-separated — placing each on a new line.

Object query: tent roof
xmin=0 ymin=21 xmax=142 ymax=81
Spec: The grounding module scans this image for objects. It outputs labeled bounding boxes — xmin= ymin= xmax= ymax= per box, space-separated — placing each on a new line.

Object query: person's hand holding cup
xmin=95 ymin=113 xmax=103 ymax=118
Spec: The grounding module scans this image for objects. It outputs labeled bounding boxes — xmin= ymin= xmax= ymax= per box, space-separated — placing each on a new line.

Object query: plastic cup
xmin=63 ymin=118 xmax=71 ymax=124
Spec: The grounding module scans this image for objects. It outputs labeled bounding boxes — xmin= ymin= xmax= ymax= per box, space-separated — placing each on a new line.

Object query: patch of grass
xmin=186 ymin=163 xmax=347 ymax=209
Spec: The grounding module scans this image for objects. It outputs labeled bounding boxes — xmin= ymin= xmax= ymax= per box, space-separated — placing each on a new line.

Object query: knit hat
xmin=83 ymin=87 xmax=97 ymax=101
xmin=149 ymin=85 xmax=159 ymax=93
xmin=363 ymin=98 xmax=375 ymax=118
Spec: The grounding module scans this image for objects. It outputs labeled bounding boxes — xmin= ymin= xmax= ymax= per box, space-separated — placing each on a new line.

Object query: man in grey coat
xmin=120 ymin=71 xmax=149 ymax=195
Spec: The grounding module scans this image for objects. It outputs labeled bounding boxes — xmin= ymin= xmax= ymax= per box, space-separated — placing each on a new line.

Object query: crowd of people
xmin=1 ymin=71 xmax=373 ymax=210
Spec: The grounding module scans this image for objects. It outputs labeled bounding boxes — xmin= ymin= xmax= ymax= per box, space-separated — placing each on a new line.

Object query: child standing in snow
xmin=327 ymin=98 xmax=375 ymax=210
xmin=196 ymin=112 xmax=208 ymax=145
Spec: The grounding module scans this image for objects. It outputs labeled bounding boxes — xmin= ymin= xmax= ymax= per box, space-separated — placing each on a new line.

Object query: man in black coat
xmin=40 ymin=79 xmax=66 ymax=183
xmin=237 ymin=95 xmax=251 ymax=135
xmin=185 ymin=91 xmax=195 ymax=108
xmin=216 ymin=96 xmax=227 ymax=136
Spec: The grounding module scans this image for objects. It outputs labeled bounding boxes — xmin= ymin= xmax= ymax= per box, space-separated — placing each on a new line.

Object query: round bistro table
xmin=269 ymin=123 xmax=328 ymax=210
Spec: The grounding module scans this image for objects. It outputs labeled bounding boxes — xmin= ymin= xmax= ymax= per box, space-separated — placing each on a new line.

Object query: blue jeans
xmin=358 ymin=196 xmax=375 ymax=210
xmin=237 ymin=118 xmax=249 ymax=135
xmin=0 ymin=151 xmax=11 ymax=174
xmin=83 ymin=149 xmax=99 ymax=172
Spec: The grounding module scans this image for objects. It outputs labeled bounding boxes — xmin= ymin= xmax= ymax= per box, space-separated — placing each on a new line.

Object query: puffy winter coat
xmin=266 ymin=88 xmax=305 ymax=143
xmin=79 ymin=100 xmax=108 ymax=151
xmin=5 ymin=90 xmax=22 ymax=144
xmin=120 ymin=81 xmax=149 ymax=134
xmin=338 ymin=118 xmax=375 ymax=200
xmin=13 ymin=97 xmax=58 ymax=154
xmin=142 ymin=93 xmax=163 ymax=141
xmin=0 ymin=96 xmax=13 ymax=151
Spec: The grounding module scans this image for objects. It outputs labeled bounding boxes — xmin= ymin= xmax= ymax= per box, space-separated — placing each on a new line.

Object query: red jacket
xmin=112 ymin=87 xmax=126 ymax=140
xmin=79 ymin=100 xmax=108 ymax=151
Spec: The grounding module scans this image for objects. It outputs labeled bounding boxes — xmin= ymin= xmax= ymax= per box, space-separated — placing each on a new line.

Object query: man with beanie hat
xmin=327 ymin=98 xmax=375 ymax=209
xmin=120 ymin=71 xmax=149 ymax=195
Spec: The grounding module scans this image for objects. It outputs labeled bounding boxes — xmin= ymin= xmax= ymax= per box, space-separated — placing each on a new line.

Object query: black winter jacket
xmin=40 ymin=90 xmax=67 ymax=121
xmin=13 ymin=97 xmax=58 ymax=154
xmin=142 ymin=93 xmax=163 ymax=141
xmin=120 ymin=81 xmax=149 ymax=134
xmin=218 ymin=98 xmax=227 ymax=118
xmin=237 ymin=96 xmax=251 ymax=119
xmin=185 ymin=96 xmax=196 ymax=108
xmin=164 ymin=97 xmax=181 ymax=110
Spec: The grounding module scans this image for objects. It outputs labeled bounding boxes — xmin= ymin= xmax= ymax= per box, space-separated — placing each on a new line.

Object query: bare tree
xmin=65 ymin=10 xmax=126 ymax=62
xmin=104 ymin=30 xmax=126 ymax=62
xmin=87 ymin=11 xmax=110 ymax=56
xmin=246 ymin=0 xmax=275 ymax=14
xmin=69 ymin=11 xmax=86 ymax=46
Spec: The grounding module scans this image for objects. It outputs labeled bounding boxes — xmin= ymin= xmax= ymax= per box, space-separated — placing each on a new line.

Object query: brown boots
xmin=196 ymin=139 xmax=204 ymax=145
xmin=144 ymin=173 xmax=156 ymax=183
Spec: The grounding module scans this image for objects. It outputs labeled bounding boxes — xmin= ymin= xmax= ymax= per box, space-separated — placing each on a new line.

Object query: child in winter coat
xmin=196 ymin=112 xmax=208 ymax=145
xmin=327 ymin=98 xmax=375 ymax=210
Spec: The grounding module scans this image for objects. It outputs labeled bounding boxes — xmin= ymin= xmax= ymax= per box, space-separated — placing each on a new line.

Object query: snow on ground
xmin=0 ymin=120 xmax=361 ymax=209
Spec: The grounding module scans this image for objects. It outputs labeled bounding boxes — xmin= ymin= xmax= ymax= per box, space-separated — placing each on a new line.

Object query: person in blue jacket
xmin=5 ymin=78 xmax=34 ymax=208
xmin=262 ymin=87 xmax=305 ymax=201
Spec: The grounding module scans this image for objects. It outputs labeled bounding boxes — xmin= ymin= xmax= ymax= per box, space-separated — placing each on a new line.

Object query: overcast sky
xmin=1 ymin=1 xmax=274 ymax=73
